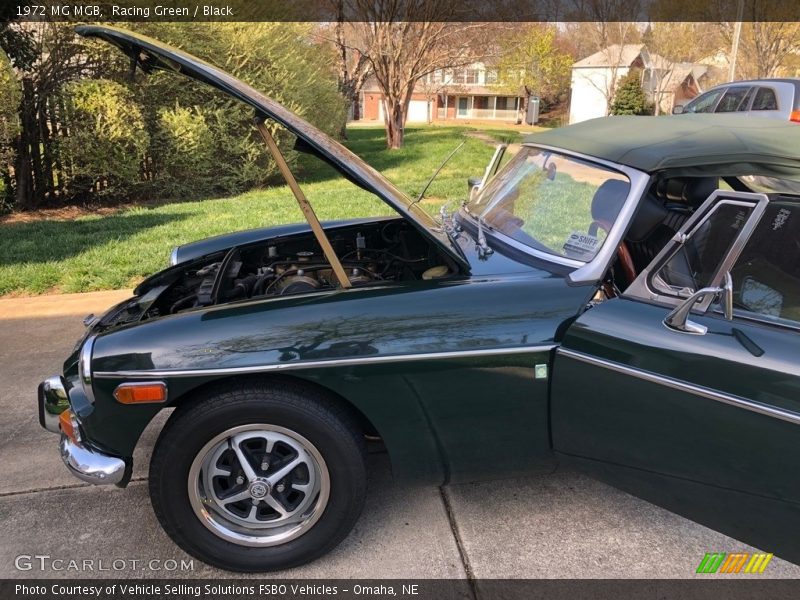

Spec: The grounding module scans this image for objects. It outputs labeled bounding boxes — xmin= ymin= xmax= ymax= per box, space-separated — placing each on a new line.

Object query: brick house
xmin=355 ymin=64 xmax=526 ymax=124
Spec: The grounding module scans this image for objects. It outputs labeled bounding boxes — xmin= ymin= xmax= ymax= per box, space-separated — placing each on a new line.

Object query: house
xmin=568 ymin=44 xmax=649 ymax=124
xmin=645 ymin=60 xmax=712 ymax=114
xmin=355 ymin=64 xmax=525 ymax=124
xmin=568 ymin=44 xmax=716 ymax=123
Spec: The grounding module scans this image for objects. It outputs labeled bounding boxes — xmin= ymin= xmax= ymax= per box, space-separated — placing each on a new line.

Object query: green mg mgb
xmin=38 ymin=26 xmax=800 ymax=571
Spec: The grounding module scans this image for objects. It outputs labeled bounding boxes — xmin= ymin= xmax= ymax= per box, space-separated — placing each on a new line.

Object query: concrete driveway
xmin=2 ymin=291 xmax=799 ymax=580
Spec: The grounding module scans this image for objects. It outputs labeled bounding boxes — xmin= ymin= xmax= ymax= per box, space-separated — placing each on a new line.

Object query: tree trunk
xmin=15 ymin=79 xmax=38 ymax=210
xmin=21 ymin=79 xmax=45 ymax=207
xmin=13 ymin=130 xmax=31 ymax=210
xmin=48 ymin=94 xmax=65 ymax=195
xmin=383 ymin=96 xmax=405 ymax=149
xmin=38 ymin=96 xmax=56 ymax=202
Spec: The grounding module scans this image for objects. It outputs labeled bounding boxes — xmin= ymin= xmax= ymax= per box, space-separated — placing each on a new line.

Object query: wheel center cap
xmin=248 ymin=480 xmax=270 ymax=499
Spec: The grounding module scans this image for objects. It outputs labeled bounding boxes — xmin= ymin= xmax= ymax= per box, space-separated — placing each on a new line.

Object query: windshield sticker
xmin=772 ymin=208 xmax=791 ymax=231
xmin=563 ymin=231 xmax=600 ymax=258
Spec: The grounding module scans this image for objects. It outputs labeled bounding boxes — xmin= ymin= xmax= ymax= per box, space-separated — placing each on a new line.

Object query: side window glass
xmin=752 ymin=87 xmax=778 ymax=111
xmin=684 ymin=90 xmax=722 ymax=113
xmin=716 ymin=87 xmax=751 ymax=112
xmin=652 ymin=202 xmax=754 ymax=295
xmin=729 ymin=199 xmax=800 ymax=325
xmin=736 ymin=86 xmax=755 ymax=111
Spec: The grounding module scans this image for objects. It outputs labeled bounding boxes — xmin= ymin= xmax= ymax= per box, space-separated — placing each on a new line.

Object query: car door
xmin=551 ymin=190 xmax=800 ymax=564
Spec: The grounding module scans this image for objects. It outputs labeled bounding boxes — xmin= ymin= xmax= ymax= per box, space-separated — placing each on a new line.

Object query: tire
xmin=149 ymin=378 xmax=367 ymax=572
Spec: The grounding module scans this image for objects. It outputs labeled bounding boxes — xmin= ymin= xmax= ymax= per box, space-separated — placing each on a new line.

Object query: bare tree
xmin=316 ymin=3 xmax=372 ymax=138
xmin=340 ymin=0 xmax=489 ymax=149
xmin=416 ymin=70 xmax=456 ymax=124
xmin=717 ymin=21 xmax=800 ymax=79
xmin=650 ymin=0 xmax=800 ymax=80
xmin=644 ymin=22 xmax=722 ymax=115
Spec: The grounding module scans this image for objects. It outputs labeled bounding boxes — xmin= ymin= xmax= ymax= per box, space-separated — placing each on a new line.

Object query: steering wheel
xmin=588 ymin=219 xmax=637 ymax=286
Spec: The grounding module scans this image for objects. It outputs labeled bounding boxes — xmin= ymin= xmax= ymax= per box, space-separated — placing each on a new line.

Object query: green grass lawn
xmin=0 ymin=126 xmax=499 ymax=296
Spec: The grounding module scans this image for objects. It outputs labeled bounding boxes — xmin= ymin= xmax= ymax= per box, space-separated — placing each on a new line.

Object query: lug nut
xmin=260 ymin=459 xmax=270 ymax=471
xmin=276 ymin=483 xmax=285 ymax=493
xmin=236 ymin=476 xmax=244 ymax=485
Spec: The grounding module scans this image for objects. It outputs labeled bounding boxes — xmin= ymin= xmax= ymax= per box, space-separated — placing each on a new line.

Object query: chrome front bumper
xmin=59 ymin=435 xmax=127 ymax=485
xmin=38 ymin=376 xmax=70 ymax=434
xmin=38 ymin=375 xmax=127 ymax=486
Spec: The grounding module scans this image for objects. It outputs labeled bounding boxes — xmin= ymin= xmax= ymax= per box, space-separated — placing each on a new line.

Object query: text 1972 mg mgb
xmin=37 ymin=26 xmax=800 ymax=571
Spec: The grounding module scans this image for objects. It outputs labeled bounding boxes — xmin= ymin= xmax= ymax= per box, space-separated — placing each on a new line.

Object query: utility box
xmin=526 ymin=97 xmax=540 ymax=125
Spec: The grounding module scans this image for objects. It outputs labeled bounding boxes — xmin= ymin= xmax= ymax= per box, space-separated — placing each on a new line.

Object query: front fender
xmin=84 ymin=273 xmax=591 ymax=482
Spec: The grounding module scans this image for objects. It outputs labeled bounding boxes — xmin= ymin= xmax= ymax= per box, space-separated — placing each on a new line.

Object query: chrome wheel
xmin=188 ymin=424 xmax=330 ymax=547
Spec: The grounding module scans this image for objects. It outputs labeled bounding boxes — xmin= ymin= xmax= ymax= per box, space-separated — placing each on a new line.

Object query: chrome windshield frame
xmin=463 ymin=143 xmax=651 ymax=285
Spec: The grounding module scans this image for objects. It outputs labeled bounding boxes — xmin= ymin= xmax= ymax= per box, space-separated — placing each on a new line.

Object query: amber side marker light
xmin=114 ymin=382 xmax=168 ymax=404
xmin=790 ymin=110 xmax=800 ymax=123
xmin=59 ymin=410 xmax=80 ymax=444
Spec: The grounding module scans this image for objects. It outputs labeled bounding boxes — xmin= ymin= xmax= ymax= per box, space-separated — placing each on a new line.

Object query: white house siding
xmin=569 ymin=66 xmax=630 ymax=124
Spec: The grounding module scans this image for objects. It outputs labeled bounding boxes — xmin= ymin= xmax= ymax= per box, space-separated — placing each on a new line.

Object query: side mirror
xmin=664 ymin=273 xmax=733 ymax=335
xmin=469 ymin=144 xmax=507 ymax=201
xmin=672 ymin=105 xmax=685 ymax=115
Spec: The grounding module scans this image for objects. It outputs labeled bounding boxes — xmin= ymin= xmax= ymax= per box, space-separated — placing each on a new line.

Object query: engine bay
xmin=148 ymin=219 xmax=454 ymax=318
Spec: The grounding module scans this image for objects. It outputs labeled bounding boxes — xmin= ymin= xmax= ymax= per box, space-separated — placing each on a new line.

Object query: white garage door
xmin=406 ymin=100 xmax=429 ymax=122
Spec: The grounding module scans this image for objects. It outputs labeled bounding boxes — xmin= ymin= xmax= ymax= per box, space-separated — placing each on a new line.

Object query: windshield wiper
xmin=476 ymin=214 xmax=494 ymax=259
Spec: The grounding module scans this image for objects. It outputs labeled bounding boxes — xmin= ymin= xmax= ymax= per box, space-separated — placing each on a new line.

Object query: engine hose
xmin=170 ymin=294 xmax=198 ymax=313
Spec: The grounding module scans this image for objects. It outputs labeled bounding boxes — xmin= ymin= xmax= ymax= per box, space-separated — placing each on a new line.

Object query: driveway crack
xmin=439 ymin=486 xmax=478 ymax=600
xmin=0 ymin=476 xmax=146 ymax=498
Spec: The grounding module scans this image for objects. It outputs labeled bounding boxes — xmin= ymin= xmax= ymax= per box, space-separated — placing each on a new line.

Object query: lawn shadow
xmin=0 ymin=210 xmax=189 ymax=267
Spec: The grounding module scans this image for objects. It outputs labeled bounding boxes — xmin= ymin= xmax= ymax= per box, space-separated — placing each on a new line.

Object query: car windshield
xmin=466 ymin=147 xmax=631 ymax=262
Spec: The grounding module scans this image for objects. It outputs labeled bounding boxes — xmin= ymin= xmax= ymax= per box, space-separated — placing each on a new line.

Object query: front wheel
xmin=149 ymin=380 xmax=367 ymax=572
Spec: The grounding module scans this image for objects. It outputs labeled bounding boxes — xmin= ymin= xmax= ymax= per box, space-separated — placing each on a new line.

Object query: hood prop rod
xmin=254 ymin=117 xmax=351 ymax=289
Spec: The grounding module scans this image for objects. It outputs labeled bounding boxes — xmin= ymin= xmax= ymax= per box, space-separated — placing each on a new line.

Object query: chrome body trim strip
xmin=558 ymin=348 xmax=800 ymax=426
xmin=60 ymin=434 xmax=126 ymax=485
xmin=78 ymin=335 xmax=96 ymax=403
xmin=94 ymin=345 xmax=557 ymax=379
xmin=169 ymin=245 xmax=180 ymax=266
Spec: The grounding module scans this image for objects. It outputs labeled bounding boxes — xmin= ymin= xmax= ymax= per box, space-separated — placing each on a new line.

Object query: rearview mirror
xmin=664 ymin=272 xmax=733 ymax=335
xmin=672 ymin=105 xmax=685 ymax=114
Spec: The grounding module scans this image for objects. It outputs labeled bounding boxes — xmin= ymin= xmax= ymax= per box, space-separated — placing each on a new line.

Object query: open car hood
xmin=75 ymin=25 xmax=468 ymax=270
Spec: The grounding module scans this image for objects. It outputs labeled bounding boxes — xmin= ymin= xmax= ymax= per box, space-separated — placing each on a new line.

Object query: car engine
xmin=149 ymin=219 xmax=453 ymax=318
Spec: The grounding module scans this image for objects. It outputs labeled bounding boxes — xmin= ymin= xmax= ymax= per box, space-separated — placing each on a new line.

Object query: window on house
xmin=486 ymin=69 xmax=498 ymax=84
xmin=465 ymin=69 xmax=479 ymax=84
